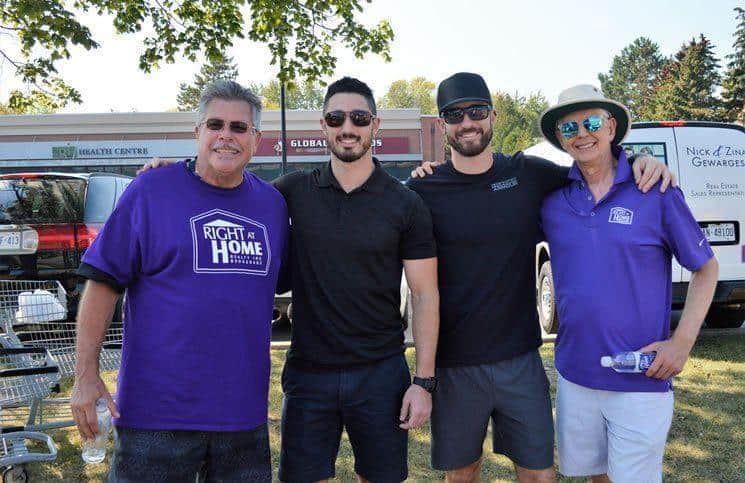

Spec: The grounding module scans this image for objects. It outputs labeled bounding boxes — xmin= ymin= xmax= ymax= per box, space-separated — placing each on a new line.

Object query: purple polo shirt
xmin=541 ymin=151 xmax=714 ymax=392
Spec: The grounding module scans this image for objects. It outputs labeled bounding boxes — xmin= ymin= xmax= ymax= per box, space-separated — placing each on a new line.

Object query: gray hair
xmin=196 ymin=80 xmax=262 ymax=130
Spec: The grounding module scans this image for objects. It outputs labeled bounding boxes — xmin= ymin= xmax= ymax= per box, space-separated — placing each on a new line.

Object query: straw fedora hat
xmin=540 ymin=84 xmax=631 ymax=151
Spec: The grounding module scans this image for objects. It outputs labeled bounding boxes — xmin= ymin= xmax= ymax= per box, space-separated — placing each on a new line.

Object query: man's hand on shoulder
xmin=632 ymin=155 xmax=677 ymax=193
xmin=410 ymin=161 xmax=440 ymax=179
xmin=136 ymin=157 xmax=175 ymax=176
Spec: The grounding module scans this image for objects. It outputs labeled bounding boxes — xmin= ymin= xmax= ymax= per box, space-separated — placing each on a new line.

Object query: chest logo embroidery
xmin=490 ymin=177 xmax=518 ymax=192
xmin=608 ymin=207 xmax=633 ymax=225
xmin=190 ymin=209 xmax=271 ymax=276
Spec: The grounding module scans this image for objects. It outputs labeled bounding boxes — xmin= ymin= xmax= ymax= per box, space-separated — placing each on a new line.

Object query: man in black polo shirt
xmin=275 ymin=77 xmax=439 ymax=483
xmin=406 ymin=73 xmax=675 ymax=483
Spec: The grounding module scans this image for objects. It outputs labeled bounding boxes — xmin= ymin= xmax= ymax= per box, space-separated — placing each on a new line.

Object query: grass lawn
xmin=21 ymin=334 xmax=745 ymax=482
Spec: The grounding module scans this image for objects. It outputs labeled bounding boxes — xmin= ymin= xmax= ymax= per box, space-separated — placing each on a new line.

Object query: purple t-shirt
xmin=82 ymin=161 xmax=289 ymax=430
xmin=541 ymin=153 xmax=714 ymax=392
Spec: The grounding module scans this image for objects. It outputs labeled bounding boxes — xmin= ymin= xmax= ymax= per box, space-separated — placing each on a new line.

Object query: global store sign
xmin=256 ymin=136 xmax=412 ymax=157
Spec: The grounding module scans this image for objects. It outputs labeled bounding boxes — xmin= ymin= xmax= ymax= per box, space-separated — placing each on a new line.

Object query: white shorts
xmin=556 ymin=374 xmax=674 ymax=483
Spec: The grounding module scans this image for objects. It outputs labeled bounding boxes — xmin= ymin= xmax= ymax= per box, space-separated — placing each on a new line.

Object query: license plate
xmin=0 ymin=231 xmax=21 ymax=250
xmin=701 ymin=223 xmax=736 ymax=243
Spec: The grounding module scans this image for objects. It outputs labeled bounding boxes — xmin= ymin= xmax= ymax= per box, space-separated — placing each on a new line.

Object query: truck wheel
xmin=537 ymin=261 xmax=559 ymax=334
xmin=705 ymin=304 xmax=745 ymax=329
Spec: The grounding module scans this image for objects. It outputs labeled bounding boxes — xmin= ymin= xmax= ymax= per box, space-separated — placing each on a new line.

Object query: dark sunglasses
xmin=558 ymin=114 xmax=609 ymax=139
xmin=324 ymin=110 xmax=375 ymax=128
xmin=441 ymin=105 xmax=491 ymax=124
xmin=202 ymin=118 xmax=257 ymax=134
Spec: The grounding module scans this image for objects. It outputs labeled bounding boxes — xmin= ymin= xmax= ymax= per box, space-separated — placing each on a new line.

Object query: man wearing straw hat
xmin=539 ymin=85 xmax=719 ymax=482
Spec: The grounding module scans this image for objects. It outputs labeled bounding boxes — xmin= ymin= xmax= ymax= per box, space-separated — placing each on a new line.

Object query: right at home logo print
xmin=190 ymin=209 xmax=271 ymax=276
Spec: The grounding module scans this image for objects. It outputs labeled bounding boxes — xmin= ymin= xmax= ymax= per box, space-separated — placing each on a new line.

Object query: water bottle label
xmin=638 ymin=353 xmax=656 ymax=371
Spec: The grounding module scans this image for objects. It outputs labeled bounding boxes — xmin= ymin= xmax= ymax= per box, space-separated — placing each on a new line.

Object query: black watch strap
xmin=412 ymin=376 xmax=437 ymax=393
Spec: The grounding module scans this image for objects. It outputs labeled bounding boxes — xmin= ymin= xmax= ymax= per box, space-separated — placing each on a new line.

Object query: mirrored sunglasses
xmin=558 ymin=114 xmax=608 ymax=139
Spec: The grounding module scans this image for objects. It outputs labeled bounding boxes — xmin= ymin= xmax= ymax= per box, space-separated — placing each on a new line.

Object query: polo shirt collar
xmin=317 ymin=157 xmax=387 ymax=193
xmin=567 ymin=146 xmax=631 ymax=186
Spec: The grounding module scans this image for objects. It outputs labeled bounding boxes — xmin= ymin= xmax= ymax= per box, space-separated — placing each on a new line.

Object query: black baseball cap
xmin=437 ymin=72 xmax=492 ymax=114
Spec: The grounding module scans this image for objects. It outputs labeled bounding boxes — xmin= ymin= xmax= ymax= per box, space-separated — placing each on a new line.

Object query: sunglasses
xmin=441 ymin=105 xmax=491 ymax=124
xmin=557 ymin=114 xmax=609 ymax=139
xmin=324 ymin=110 xmax=375 ymax=128
xmin=202 ymin=118 xmax=257 ymax=134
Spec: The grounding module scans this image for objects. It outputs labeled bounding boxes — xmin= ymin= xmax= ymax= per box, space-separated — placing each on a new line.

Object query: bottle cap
xmin=600 ymin=356 xmax=612 ymax=367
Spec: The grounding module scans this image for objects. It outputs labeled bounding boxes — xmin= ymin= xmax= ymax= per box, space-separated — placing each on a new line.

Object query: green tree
xmin=722 ymin=7 xmax=745 ymax=124
xmin=490 ymin=91 xmax=548 ymax=155
xmin=378 ymin=77 xmax=436 ymax=114
xmin=254 ymin=79 xmax=324 ymax=110
xmin=648 ymin=35 xmax=723 ymax=121
xmin=598 ymin=37 xmax=668 ymax=120
xmin=176 ymin=55 xmax=239 ymax=111
xmin=1 ymin=0 xmax=393 ymax=110
xmin=0 ymin=90 xmax=57 ymax=114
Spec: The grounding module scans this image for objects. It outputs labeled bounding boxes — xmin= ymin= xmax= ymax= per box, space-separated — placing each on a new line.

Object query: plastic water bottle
xmin=82 ymin=399 xmax=113 ymax=464
xmin=600 ymin=351 xmax=656 ymax=373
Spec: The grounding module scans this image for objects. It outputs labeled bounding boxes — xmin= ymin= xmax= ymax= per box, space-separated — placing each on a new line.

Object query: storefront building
xmin=0 ymin=110 xmax=444 ymax=181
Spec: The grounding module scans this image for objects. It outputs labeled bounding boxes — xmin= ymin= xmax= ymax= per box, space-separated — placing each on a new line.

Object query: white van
xmin=527 ymin=121 xmax=745 ymax=332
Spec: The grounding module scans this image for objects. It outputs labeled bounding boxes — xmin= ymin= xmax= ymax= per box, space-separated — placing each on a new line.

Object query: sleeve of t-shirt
xmin=401 ymin=193 xmax=437 ymax=260
xmin=661 ymin=187 xmax=715 ymax=271
xmin=79 ymin=177 xmax=145 ymax=289
xmin=520 ymin=153 xmax=571 ymax=195
xmin=275 ymin=223 xmax=292 ymax=294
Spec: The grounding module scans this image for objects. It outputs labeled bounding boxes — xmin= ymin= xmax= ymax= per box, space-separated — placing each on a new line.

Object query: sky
xmin=0 ymin=0 xmax=741 ymax=113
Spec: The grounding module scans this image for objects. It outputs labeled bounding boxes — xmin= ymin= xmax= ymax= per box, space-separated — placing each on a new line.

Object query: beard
xmin=447 ymin=124 xmax=493 ymax=157
xmin=329 ymin=132 xmax=373 ymax=163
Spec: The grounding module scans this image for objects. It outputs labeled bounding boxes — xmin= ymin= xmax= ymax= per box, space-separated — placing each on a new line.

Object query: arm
xmin=641 ymin=257 xmax=718 ymax=379
xmin=71 ymin=281 xmax=121 ymax=440
xmin=630 ymin=154 xmax=677 ymax=193
xmin=399 ymin=257 xmax=439 ymax=430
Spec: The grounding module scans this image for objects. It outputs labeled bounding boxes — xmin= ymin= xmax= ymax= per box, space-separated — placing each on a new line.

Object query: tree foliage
xmin=378 ymin=77 xmax=436 ymax=114
xmin=598 ymin=37 xmax=667 ymax=121
xmin=490 ymin=91 xmax=548 ymax=155
xmin=177 ymin=55 xmax=239 ymax=111
xmin=647 ymin=35 xmax=723 ymax=121
xmin=722 ymin=7 xmax=745 ymax=124
xmin=1 ymin=0 xmax=393 ymax=110
xmin=253 ymin=79 xmax=324 ymax=110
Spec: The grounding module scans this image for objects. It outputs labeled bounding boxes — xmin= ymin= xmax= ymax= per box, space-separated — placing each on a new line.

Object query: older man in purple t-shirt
xmin=71 ymin=81 xmax=288 ymax=482
xmin=540 ymin=85 xmax=718 ymax=483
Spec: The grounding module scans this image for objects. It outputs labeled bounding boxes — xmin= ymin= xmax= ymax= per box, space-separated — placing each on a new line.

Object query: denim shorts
xmin=278 ymin=354 xmax=411 ymax=483
xmin=108 ymin=424 xmax=271 ymax=482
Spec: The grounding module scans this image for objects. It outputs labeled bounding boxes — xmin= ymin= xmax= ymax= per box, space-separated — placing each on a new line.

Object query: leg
xmin=342 ymin=354 xmax=410 ymax=483
xmin=555 ymin=375 xmax=608 ymax=478
xmin=202 ymin=423 xmax=272 ymax=483
xmin=430 ymin=364 xmax=494 ymax=474
xmin=604 ymin=390 xmax=674 ymax=483
xmin=445 ymin=458 xmax=482 ymax=483
xmin=513 ymin=464 xmax=555 ymax=483
xmin=590 ymin=475 xmax=611 ymax=483
xmin=277 ymin=364 xmax=344 ymax=483
xmin=108 ymin=427 xmax=207 ymax=483
xmin=490 ymin=352 xmax=556 ymax=477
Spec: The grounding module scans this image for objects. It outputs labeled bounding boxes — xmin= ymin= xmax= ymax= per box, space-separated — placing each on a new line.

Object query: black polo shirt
xmin=273 ymin=160 xmax=436 ymax=369
xmin=406 ymin=152 xmax=570 ymax=367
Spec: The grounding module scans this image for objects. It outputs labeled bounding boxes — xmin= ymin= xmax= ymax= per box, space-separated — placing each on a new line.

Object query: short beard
xmin=330 ymin=134 xmax=373 ymax=163
xmin=448 ymin=125 xmax=493 ymax=157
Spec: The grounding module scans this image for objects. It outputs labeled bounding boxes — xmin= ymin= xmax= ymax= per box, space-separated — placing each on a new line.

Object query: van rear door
xmin=622 ymin=126 xmax=682 ymax=282
xmin=672 ymin=124 xmax=745 ymax=282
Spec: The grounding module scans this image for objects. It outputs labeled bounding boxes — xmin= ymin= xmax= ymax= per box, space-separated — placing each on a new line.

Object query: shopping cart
xmin=0 ymin=347 xmax=60 ymax=482
xmin=0 ymin=280 xmax=123 ymax=376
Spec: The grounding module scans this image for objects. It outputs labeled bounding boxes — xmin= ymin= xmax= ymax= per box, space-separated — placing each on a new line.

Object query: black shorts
xmin=278 ymin=354 xmax=410 ymax=483
xmin=430 ymin=350 xmax=554 ymax=471
xmin=109 ymin=424 xmax=271 ymax=482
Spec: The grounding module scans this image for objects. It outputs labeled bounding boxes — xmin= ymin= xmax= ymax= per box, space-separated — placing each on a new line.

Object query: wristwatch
xmin=412 ymin=376 xmax=437 ymax=393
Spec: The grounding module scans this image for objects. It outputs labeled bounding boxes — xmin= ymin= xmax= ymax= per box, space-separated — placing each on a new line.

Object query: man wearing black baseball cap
xmin=406 ymin=72 xmax=675 ymax=482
